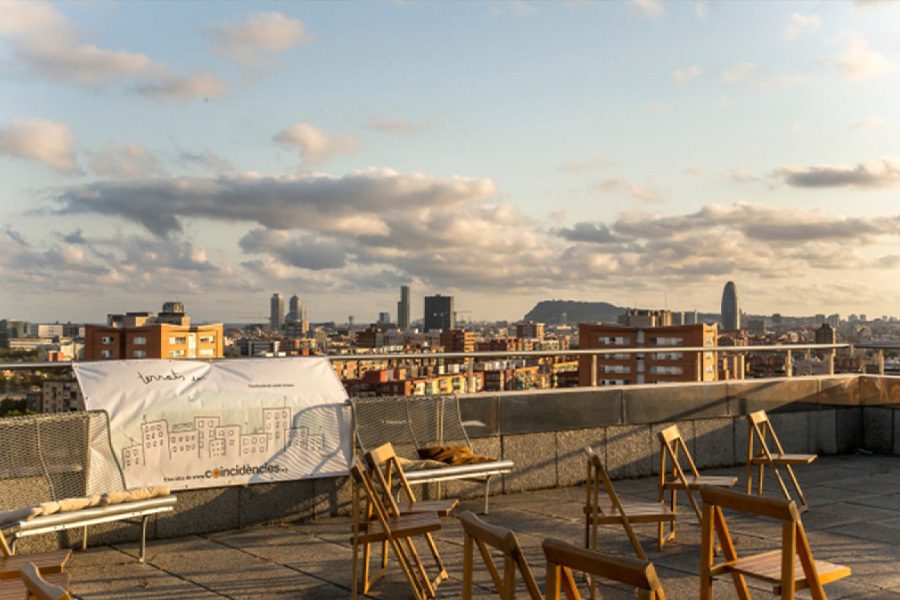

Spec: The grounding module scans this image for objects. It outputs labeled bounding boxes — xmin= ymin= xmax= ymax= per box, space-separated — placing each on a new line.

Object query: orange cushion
xmin=417 ymin=445 xmax=496 ymax=466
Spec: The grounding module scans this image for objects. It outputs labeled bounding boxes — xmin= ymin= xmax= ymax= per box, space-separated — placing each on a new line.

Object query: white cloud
xmin=783 ymin=13 xmax=822 ymax=40
xmin=721 ymin=62 xmax=756 ymax=83
xmin=629 ymin=184 xmax=662 ymax=204
xmin=274 ymin=123 xmax=358 ymax=166
xmin=89 ymin=141 xmax=164 ymax=179
xmin=850 ymin=114 xmax=887 ymax=131
xmin=0 ymin=1 xmax=224 ymax=99
xmin=672 ymin=65 xmax=702 ymax=83
xmin=632 ymin=0 xmax=665 ymax=19
xmin=835 ymin=32 xmax=892 ymax=80
xmin=0 ymin=117 xmax=80 ymax=173
xmin=776 ymin=158 xmax=900 ymax=188
xmin=211 ymin=12 xmax=311 ymax=66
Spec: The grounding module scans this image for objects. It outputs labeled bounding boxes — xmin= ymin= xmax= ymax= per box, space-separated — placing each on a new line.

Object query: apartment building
xmin=578 ymin=322 xmax=719 ymax=386
xmin=85 ymin=322 xmax=224 ymax=360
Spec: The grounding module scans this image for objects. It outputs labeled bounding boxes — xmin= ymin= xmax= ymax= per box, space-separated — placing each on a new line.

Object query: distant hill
xmin=523 ymin=300 xmax=626 ymax=325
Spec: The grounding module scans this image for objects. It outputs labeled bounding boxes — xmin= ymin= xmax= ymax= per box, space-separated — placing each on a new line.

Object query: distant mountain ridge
xmin=523 ymin=300 xmax=626 ymax=324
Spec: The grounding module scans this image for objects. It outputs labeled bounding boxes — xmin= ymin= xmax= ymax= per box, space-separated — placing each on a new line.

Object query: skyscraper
xmin=397 ymin=285 xmax=410 ymax=330
xmin=270 ymin=293 xmax=284 ymax=332
xmin=721 ymin=281 xmax=740 ymax=331
xmin=424 ymin=295 xmax=454 ymax=332
xmin=287 ymin=295 xmax=302 ymax=323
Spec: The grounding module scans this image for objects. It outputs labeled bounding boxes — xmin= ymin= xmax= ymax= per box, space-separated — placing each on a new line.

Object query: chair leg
xmin=362 ymin=541 xmax=372 ymax=594
xmin=423 ymin=532 xmax=447 ymax=581
xmin=785 ymin=465 xmax=809 ymax=510
xmin=352 ymin=538 xmax=360 ymax=599
xmin=757 ymin=464 xmax=765 ymax=496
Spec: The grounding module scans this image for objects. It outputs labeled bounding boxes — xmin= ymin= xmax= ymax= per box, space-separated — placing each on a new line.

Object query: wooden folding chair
xmin=0 ymin=529 xmax=70 ymax=582
xmin=657 ymin=425 xmax=737 ymax=545
xmin=699 ymin=487 xmax=850 ymax=600
xmin=365 ymin=443 xmax=459 ymax=517
xmin=745 ymin=410 xmax=817 ymax=512
xmin=584 ymin=448 xmax=674 ymax=560
xmin=459 ymin=511 xmax=542 ymax=600
xmin=13 ymin=563 xmax=72 ymax=600
xmin=350 ymin=456 xmax=446 ymax=600
xmin=544 ymin=538 xmax=666 ymax=600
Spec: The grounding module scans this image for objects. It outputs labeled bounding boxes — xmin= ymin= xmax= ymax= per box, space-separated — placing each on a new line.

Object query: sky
xmin=2 ymin=0 xmax=900 ymax=325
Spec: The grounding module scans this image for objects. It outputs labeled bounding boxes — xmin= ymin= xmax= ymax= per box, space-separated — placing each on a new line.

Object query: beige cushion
xmin=395 ymin=456 xmax=447 ymax=471
xmin=100 ymin=486 xmax=170 ymax=506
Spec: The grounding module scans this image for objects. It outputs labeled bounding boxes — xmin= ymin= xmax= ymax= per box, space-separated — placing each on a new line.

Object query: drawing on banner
xmin=119 ymin=404 xmax=330 ymax=481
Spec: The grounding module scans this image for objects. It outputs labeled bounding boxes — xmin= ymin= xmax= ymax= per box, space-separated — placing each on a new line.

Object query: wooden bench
xmin=353 ymin=395 xmax=513 ymax=514
xmin=745 ymin=410 xmax=816 ymax=512
xmin=699 ymin=487 xmax=850 ymax=599
xmin=0 ymin=563 xmax=71 ymax=600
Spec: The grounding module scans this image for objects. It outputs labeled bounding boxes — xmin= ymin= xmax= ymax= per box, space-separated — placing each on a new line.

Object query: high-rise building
xmin=515 ymin=322 xmax=545 ymax=340
xmin=397 ymin=285 xmax=410 ymax=330
xmin=286 ymin=295 xmax=302 ymax=323
xmin=618 ymin=309 xmax=672 ymax=327
xmin=578 ymin=322 xmax=719 ymax=386
xmin=440 ymin=329 xmax=475 ymax=352
xmin=815 ymin=323 xmax=836 ymax=345
xmin=721 ymin=281 xmax=740 ymax=331
xmin=270 ymin=293 xmax=284 ymax=331
xmin=378 ymin=312 xmax=391 ymax=324
xmin=424 ymin=295 xmax=454 ymax=332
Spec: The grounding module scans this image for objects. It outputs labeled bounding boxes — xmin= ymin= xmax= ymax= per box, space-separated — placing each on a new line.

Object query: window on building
xmin=655 ymin=337 xmax=682 ymax=346
xmin=649 ymin=365 xmax=684 ymax=375
xmin=199 ymin=348 xmax=214 ymax=357
xmin=133 ymin=336 xmax=146 ymax=345
xmin=170 ymin=349 xmax=185 ymax=358
xmin=100 ymin=349 xmax=112 ymax=358
xmin=169 ymin=336 xmax=187 ymax=345
xmin=653 ymin=352 xmax=683 ymax=360
xmin=100 ymin=336 xmax=114 ymax=344
xmin=133 ymin=350 xmax=146 ymax=358
xmin=199 ymin=335 xmax=215 ymax=344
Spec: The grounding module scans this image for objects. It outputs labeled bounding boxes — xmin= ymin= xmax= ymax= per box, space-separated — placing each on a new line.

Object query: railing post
xmin=695 ymin=350 xmax=702 ymax=381
xmin=590 ymin=354 xmax=598 ymax=387
xmin=466 ymin=356 xmax=475 ymax=394
xmin=785 ymin=350 xmax=793 ymax=377
xmin=879 ymin=350 xmax=885 ymax=376
xmin=828 ymin=351 xmax=835 ymax=376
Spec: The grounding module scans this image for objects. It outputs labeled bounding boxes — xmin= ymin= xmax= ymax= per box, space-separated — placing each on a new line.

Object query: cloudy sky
xmin=2 ymin=0 xmax=900 ymax=324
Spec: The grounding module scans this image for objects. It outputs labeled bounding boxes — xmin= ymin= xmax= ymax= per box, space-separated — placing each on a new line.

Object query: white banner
xmin=74 ymin=358 xmax=351 ymax=490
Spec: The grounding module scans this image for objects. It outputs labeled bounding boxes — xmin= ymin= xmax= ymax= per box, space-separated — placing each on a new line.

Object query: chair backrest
xmin=365 ymin=443 xmax=419 ymax=505
xmin=747 ymin=409 xmax=787 ymax=459
xmin=352 ymin=395 xmax=472 ymax=455
xmin=19 ymin=563 xmax=72 ymax=600
xmin=542 ymin=538 xmax=666 ymax=600
xmin=350 ymin=456 xmax=400 ymax=535
xmin=459 ymin=511 xmax=542 ymax=600
xmin=584 ymin=448 xmax=627 ymax=519
xmin=657 ymin=424 xmax=700 ymax=481
xmin=699 ymin=487 xmax=826 ymax=598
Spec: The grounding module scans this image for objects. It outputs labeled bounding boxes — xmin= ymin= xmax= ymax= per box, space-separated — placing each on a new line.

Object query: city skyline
xmin=3 ymin=2 xmax=900 ymax=322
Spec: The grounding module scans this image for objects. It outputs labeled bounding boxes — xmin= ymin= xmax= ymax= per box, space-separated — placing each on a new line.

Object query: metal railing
xmin=4 ymin=341 xmax=896 ymax=396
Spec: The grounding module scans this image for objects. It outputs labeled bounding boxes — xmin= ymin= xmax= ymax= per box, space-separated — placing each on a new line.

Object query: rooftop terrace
xmin=64 ymin=454 xmax=900 ymax=599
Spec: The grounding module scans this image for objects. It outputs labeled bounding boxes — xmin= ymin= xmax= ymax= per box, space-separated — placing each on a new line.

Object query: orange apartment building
xmin=85 ymin=322 xmax=224 ymax=360
xmin=578 ymin=322 xmax=719 ymax=386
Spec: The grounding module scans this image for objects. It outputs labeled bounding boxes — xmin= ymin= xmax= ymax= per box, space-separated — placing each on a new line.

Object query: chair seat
xmin=0 ymin=571 xmax=69 ymax=600
xmin=583 ymin=502 xmax=675 ymax=523
xmin=749 ymin=453 xmax=817 ymax=465
xmin=0 ymin=550 xmax=71 ymax=579
xmin=661 ymin=475 xmax=738 ymax=490
xmin=398 ymin=498 xmax=459 ymax=517
xmin=355 ymin=513 xmax=442 ymax=544
xmin=726 ymin=550 xmax=851 ymax=591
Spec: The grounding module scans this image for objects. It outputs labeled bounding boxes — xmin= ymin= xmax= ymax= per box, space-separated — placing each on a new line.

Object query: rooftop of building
xmin=62 ymin=454 xmax=900 ymax=599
